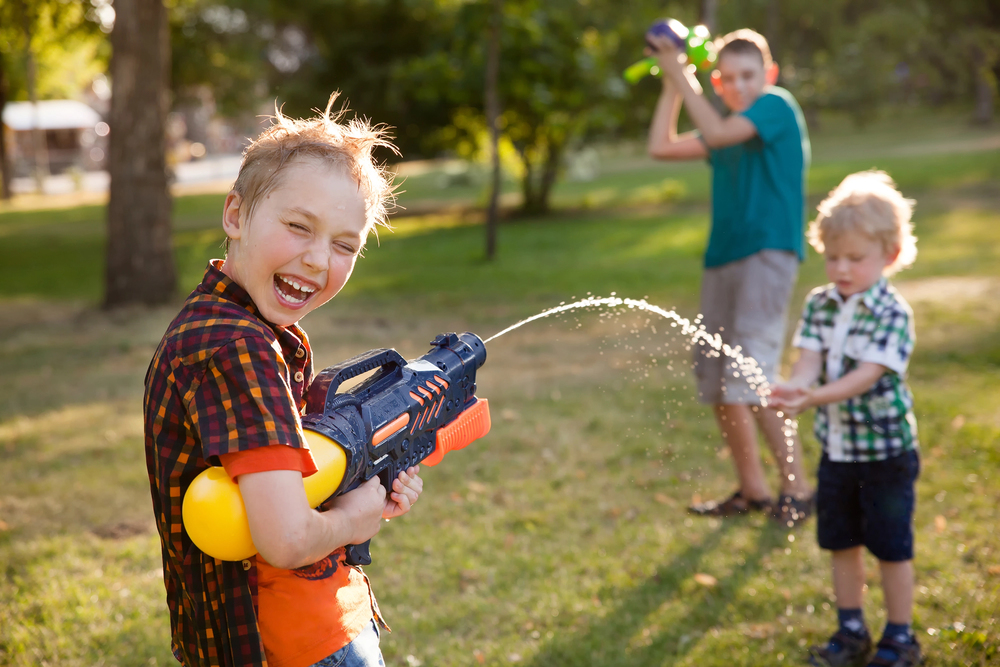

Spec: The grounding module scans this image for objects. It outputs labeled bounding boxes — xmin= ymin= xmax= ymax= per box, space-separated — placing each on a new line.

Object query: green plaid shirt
xmin=792 ymin=277 xmax=918 ymax=462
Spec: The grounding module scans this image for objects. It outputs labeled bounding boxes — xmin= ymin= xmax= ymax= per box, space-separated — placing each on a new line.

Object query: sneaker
xmin=688 ymin=489 xmax=773 ymax=517
xmin=866 ymin=636 xmax=922 ymax=666
xmin=808 ymin=630 xmax=873 ymax=667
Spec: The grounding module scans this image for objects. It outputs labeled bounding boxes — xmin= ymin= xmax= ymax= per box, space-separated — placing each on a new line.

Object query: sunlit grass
xmin=1 ymin=118 xmax=998 ymax=665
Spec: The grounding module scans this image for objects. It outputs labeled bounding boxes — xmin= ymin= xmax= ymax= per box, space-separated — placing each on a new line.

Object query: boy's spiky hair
xmin=808 ymin=170 xmax=918 ymax=276
xmin=715 ymin=29 xmax=773 ymax=69
xmin=229 ymin=92 xmax=398 ymax=245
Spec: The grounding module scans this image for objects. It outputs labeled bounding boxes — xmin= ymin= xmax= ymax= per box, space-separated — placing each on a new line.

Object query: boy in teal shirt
xmin=647 ymin=28 xmax=813 ymax=524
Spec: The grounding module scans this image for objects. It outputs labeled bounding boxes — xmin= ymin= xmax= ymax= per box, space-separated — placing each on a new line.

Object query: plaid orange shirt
xmin=144 ymin=261 xmax=374 ymax=666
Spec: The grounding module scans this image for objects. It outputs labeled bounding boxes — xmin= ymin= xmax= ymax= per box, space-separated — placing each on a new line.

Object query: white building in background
xmin=2 ymin=92 xmax=246 ymax=196
xmin=1 ymin=99 xmax=108 ymax=175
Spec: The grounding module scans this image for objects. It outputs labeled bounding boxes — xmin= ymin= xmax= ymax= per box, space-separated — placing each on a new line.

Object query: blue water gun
xmin=183 ymin=332 xmax=492 ymax=565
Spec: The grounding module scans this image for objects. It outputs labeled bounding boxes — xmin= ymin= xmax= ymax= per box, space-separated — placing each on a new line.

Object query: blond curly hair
xmin=808 ymin=170 xmax=918 ymax=276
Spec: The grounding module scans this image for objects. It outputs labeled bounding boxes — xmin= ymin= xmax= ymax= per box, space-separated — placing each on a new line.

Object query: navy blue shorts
xmin=816 ymin=450 xmax=920 ymax=562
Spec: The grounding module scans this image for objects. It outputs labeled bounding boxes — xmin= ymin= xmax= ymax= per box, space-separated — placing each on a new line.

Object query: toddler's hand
xmin=767 ymin=385 xmax=810 ymax=416
xmin=383 ymin=466 xmax=423 ymax=520
xmin=324 ymin=476 xmax=387 ymax=545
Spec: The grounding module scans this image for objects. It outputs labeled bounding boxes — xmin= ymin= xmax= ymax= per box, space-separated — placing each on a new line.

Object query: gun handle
xmin=345 ymin=540 xmax=372 ymax=566
xmin=423 ymin=398 xmax=491 ymax=466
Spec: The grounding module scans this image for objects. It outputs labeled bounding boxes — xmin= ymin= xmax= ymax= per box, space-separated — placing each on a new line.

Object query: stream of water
xmin=486 ymin=295 xmax=802 ymax=509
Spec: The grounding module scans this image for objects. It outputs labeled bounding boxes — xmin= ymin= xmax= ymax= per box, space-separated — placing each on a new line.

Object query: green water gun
xmin=624 ymin=19 xmax=717 ymax=84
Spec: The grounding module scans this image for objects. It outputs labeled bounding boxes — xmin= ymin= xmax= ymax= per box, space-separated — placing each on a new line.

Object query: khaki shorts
xmin=693 ymin=249 xmax=798 ymax=405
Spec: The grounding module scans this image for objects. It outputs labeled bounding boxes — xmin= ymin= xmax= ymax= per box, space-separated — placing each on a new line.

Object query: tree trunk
xmin=536 ymin=139 xmax=562 ymax=213
xmin=20 ymin=0 xmax=49 ymax=193
xmin=972 ymin=46 xmax=995 ymax=126
xmin=518 ymin=136 xmax=563 ymax=216
xmin=765 ymin=0 xmax=780 ymax=64
xmin=699 ymin=0 xmax=718 ymax=34
xmin=104 ymin=0 xmax=176 ymax=307
xmin=484 ymin=0 xmax=502 ymax=260
xmin=0 ymin=50 xmax=12 ymax=200
xmin=520 ymin=171 xmax=544 ymax=214
xmin=698 ymin=0 xmax=724 ymax=112
xmin=518 ymin=147 xmax=537 ymax=213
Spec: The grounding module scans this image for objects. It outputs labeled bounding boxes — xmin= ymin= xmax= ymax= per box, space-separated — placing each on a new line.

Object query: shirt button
xmin=295 ymin=347 xmax=305 ymax=359
xmin=294 ymin=371 xmax=304 ymax=383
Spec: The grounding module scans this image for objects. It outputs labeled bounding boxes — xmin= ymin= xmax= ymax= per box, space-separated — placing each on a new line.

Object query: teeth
xmin=275 ymin=275 xmax=318 ymax=305
xmin=278 ymin=275 xmax=316 ymax=294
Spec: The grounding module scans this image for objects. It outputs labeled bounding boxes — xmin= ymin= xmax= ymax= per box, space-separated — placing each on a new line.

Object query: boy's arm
xmin=238 ymin=466 xmax=422 ymax=570
xmin=648 ymin=78 xmax=708 ymax=160
xmin=768 ymin=348 xmax=821 ymax=413
xmin=238 ymin=471 xmax=386 ymax=570
xmin=771 ymin=359 xmax=887 ymax=416
xmin=647 ymin=35 xmax=757 ymax=148
xmin=805 ymin=362 xmax=888 ymax=408
xmin=783 ymin=348 xmax=823 ymax=389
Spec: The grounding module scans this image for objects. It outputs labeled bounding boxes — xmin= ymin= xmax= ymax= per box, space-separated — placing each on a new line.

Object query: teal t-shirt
xmin=705 ymin=86 xmax=811 ymax=268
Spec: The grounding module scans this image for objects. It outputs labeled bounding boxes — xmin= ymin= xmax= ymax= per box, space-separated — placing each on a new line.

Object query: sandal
xmin=771 ymin=493 xmax=814 ymax=528
xmin=808 ymin=630 xmax=873 ymax=667
xmin=866 ymin=636 xmax=922 ymax=667
xmin=688 ymin=489 xmax=773 ymax=517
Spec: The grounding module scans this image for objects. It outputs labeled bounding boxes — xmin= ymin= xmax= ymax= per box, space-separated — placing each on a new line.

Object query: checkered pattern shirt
xmin=792 ymin=277 xmax=918 ymax=462
xmin=144 ymin=261 xmax=313 ymax=666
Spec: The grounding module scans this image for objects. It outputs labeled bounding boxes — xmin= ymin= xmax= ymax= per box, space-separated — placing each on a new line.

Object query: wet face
xmin=221 ymin=160 xmax=369 ymax=327
xmin=713 ymin=51 xmax=769 ymax=113
xmin=823 ymin=230 xmax=895 ymax=298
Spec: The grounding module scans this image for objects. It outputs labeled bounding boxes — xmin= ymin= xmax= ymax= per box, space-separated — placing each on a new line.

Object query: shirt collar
xmin=860 ymin=277 xmax=892 ymax=317
xmin=197 ymin=259 xmax=259 ymax=316
xmin=820 ymin=277 xmax=891 ymax=316
xmin=197 ymin=260 xmax=311 ymax=359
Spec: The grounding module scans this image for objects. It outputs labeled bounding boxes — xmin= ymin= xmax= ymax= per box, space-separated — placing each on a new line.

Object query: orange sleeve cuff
xmin=219 ymin=445 xmax=319 ymax=481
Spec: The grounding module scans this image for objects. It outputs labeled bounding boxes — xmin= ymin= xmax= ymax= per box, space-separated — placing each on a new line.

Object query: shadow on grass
xmin=520 ymin=521 xmax=790 ymax=667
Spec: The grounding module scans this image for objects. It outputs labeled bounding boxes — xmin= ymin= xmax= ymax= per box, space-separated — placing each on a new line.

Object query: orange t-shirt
xmin=221 ymin=446 xmax=377 ymax=667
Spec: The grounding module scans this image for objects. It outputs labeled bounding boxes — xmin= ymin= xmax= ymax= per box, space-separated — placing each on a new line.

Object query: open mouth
xmin=274 ymin=274 xmax=318 ymax=306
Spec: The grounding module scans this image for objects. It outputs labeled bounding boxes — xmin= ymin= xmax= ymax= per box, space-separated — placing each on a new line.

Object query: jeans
xmin=308 ymin=620 xmax=384 ymax=667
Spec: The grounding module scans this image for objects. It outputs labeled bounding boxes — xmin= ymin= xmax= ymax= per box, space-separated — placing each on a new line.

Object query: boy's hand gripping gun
xmin=182 ymin=332 xmax=491 ymax=565
xmin=623 ymin=19 xmax=717 ymax=84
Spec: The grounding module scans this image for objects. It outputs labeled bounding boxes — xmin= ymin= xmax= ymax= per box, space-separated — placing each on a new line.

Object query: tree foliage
xmin=170 ymin=0 xmax=271 ymax=115
xmin=386 ymin=0 xmax=676 ymax=213
xmin=0 ymin=0 xmax=109 ymax=103
xmin=715 ymin=0 xmax=1000 ymax=127
xmin=4 ymin=0 xmax=999 ymax=216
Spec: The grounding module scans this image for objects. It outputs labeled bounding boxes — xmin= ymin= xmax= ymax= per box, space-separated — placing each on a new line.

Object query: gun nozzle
xmin=458 ymin=332 xmax=488 ymax=369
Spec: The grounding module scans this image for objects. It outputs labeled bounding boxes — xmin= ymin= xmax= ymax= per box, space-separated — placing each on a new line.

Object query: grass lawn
xmin=1 ymin=112 xmax=998 ymax=666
